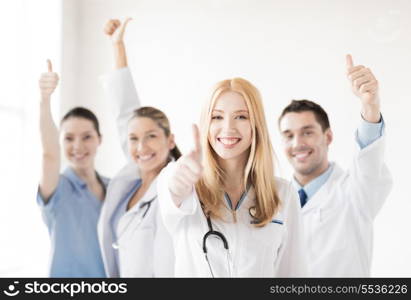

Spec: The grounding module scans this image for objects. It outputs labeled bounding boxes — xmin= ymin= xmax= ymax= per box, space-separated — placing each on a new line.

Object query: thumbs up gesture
xmin=169 ymin=124 xmax=204 ymax=205
xmin=346 ymin=54 xmax=381 ymax=122
xmin=104 ymin=18 xmax=132 ymax=44
xmin=39 ymin=60 xmax=59 ymax=100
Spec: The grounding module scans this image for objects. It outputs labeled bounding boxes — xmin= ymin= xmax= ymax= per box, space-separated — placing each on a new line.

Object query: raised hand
xmin=39 ymin=59 xmax=59 ymax=100
xmin=104 ymin=18 xmax=132 ymax=44
xmin=169 ymin=124 xmax=203 ymax=205
xmin=346 ymin=54 xmax=381 ymax=122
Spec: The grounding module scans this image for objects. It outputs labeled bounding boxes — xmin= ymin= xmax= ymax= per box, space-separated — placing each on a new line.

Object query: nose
xmin=73 ymin=138 xmax=83 ymax=150
xmin=222 ymin=116 xmax=235 ymax=132
xmin=291 ymin=134 xmax=306 ymax=148
xmin=136 ymin=138 xmax=147 ymax=152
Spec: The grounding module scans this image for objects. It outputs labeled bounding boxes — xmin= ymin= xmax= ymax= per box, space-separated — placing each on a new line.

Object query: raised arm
xmin=104 ymin=18 xmax=132 ymax=69
xmin=345 ymin=55 xmax=392 ymax=218
xmin=102 ymin=18 xmax=140 ymax=159
xmin=38 ymin=60 xmax=60 ymax=202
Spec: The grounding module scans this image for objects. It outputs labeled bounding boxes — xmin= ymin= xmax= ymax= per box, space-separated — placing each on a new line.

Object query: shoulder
xmin=274 ymin=177 xmax=295 ymax=198
xmin=110 ymin=163 xmax=140 ymax=184
xmin=36 ymin=172 xmax=75 ymax=211
xmin=58 ymin=170 xmax=77 ymax=191
xmin=273 ymin=176 xmax=299 ymax=215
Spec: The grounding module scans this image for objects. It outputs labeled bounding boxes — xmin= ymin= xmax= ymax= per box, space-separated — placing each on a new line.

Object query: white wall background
xmin=0 ymin=0 xmax=62 ymax=276
xmin=1 ymin=0 xmax=410 ymax=276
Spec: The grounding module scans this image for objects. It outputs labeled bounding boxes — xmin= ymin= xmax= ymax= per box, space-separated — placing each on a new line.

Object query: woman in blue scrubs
xmin=37 ymin=60 xmax=108 ymax=277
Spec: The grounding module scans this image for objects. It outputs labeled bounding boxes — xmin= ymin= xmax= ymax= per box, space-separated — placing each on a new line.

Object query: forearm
xmin=39 ymin=98 xmax=60 ymax=159
xmin=113 ymin=41 xmax=128 ymax=69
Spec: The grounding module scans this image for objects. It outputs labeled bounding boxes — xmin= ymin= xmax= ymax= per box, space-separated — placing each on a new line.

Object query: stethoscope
xmin=112 ymin=197 xmax=155 ymax=250
xmin=201 ymin=203 xmax=257 ymax=277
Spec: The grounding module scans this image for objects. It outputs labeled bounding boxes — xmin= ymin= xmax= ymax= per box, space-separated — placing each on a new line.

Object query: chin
xmin=216 ymin=149 xmax=248 ymax=161
xmin=70 ymin=161 xmax=92 ymax=169
xmin=137 ymin=160 xmax=165 ymax=173
xmin=295 ymin=164 xmax=318 ymax=176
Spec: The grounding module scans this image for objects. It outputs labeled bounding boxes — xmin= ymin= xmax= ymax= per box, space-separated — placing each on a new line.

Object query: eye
xmin=303 ymin=131 xmax=313 ymax=136
xmin=211 ymin=115 xmax=222 ymax=120
xmin=148 ymin=134 xmax=157 ymax=139
xmin=235 ymin=115 xmax=248 ymax=120
xmin=129 ymin=136 xmax=138 ymax=141
xmin=83 ymin=135 xmax=91 ymax=140
xmin=283 ymin=133 xmax=293 ymax=140
xmin=64 ymin=136 xmax=73 ymax=142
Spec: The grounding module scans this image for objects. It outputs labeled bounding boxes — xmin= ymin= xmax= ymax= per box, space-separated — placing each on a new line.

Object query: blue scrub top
xmin=36 ymin=167 xmax=109 ymax=277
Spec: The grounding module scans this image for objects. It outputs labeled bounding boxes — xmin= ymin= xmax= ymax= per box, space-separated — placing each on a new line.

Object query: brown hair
xmin=131 ymin=106 xmax=181 ymax=160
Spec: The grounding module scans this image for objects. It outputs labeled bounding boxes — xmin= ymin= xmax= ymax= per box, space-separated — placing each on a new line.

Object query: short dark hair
xmin=278 ymin=99 xmax=330 ymax=131
xmin=61 ymin=107 xmax=101 ymax=137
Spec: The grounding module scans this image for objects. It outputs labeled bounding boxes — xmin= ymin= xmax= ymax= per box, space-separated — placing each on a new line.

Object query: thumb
xmin=119 ymin=17 xmax=132 ymax=35
xmin=192 ymin=124 xmax=202 ymax=160
xmin=47 ymin=59 xmax=53 ymax=72
xmin=346 ymin=54 xmax=354 ymax=69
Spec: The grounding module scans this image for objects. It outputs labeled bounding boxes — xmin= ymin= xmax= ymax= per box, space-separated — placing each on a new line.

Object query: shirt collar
xmin=292 ymin=162 xmax=334 ymax=200
xmin=63 ymin=167 xmax=87 ymax=189
xmin=224 ymin=183 xmax=252 ymax=211
xmin=63 ymin=167 xmax=108 ymax=189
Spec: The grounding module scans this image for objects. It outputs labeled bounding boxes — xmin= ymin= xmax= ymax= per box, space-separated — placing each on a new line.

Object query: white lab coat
xmin=157 ymin=162 xmax=308 ymax=277
xmin=97 ymin=67 xmax=174 ymax=277
xmin=301 ymin=135 xmax=392 ymax=277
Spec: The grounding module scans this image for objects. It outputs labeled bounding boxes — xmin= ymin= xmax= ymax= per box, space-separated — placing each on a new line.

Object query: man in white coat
xmin=278 ymin=55 xmax=393 ymax=277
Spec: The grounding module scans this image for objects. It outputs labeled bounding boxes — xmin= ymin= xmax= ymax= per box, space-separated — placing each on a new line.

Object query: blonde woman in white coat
xmin=157 ymin=78 xmax=308 ymax=277
xmin=98 ymin=18 xmax=178 ymax=277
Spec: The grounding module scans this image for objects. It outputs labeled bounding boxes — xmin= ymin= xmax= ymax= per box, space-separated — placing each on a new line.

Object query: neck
xmin=294 ymin=160 xmax=330 ymax=186
xmin=219 ymin=155 xmax=248 ymax=192
xmin=72 ymin=165 xmax=97 ymax=184
xmin=140 ymin=163 xmax=165 ymax=187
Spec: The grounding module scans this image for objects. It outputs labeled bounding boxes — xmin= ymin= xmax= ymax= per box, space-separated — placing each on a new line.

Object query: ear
xmin=168 ymin=133 xmax=176 ymax=150
xmin=325 ymin=128 xmax=333 ymax=146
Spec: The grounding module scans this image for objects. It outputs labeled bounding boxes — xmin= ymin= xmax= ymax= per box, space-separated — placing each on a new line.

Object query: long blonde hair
xmin=195 ymin=78 xmax=281 ymax=227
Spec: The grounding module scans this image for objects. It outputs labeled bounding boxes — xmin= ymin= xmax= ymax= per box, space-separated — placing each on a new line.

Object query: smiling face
xmin=208 ymin=91 xmax=252 ymax=163
xmin=279 ymin=111 xmax=332 ymax=182
xmin=61 ymin=117 xmax=101 ymax=170
xmin=127 ymin=116 xmax=175 ymax=175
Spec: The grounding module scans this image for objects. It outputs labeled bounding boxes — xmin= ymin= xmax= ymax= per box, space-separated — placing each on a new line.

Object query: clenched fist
xmin=104 ymin=18 xmax=132 ymax=44
xmin=169 ymin=124 xmax=204 ymax=205
xmin=39 ymin=60 xmax=59 ymax=100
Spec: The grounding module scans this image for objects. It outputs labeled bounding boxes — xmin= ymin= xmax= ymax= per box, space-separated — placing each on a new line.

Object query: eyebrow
xmin=64 ymin=131 xmax=93 ymax=136
xmin=128 ymin=129 xmax=158 ymax=136
xmin=281 ymin=125 xmax=315 ymax=134
xmin=212 ymin=109 xmax=249 ymax=113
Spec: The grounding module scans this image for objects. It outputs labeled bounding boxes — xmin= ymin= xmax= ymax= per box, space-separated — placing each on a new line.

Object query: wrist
xmin=40 ymin=94 xmax=51 ymax=102
xmin=112 ymin=40 xmax=125 ymax=47
xmin=361 ymin=104 xmax=381 ymax=123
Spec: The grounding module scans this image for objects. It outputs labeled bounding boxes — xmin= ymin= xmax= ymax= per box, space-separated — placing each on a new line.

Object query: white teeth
xmin=138 ymin=154 xmax=154 ymax=161
xmin=218 ymin=138 xmax=240 ymax=145
xmin=294 ymin=152 xmax=309 ymax=159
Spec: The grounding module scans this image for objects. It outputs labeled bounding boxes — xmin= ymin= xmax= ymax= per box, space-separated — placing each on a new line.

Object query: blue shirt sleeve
xmin=36 ymin=175 xmax=72 ymax=225
xmin=356 ymin=114 xmax=385 ymax=149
